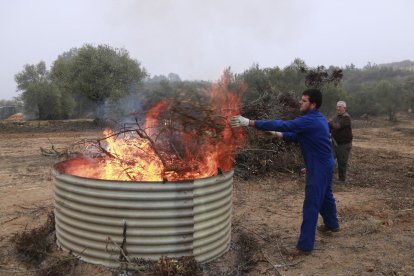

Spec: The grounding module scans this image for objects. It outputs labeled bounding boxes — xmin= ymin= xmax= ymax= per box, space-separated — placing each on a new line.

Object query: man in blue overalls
xmin=231 ymin=89 xmax=339 ymax=254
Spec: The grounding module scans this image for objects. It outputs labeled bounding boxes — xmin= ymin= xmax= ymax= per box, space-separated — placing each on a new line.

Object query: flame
xmin=209 ymin=73 xmax=247 ymax=172
xmin=101 ymin=128 xmax=164 ymax=181
xmin=65 ymin=72 xmax=246 ymax=181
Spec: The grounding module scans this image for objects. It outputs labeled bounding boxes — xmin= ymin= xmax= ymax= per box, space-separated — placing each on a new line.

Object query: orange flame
xmin=209 ymin=73 xmax=247 ymax=172
xmin=65 ymin=72 xmax=246 ymax=181
xmin=101 ymin=128 xmax=164 ymax=181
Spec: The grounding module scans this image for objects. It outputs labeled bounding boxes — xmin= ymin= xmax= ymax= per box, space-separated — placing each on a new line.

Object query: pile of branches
xmin=242 ymin=91 xmax=300 ymax=121
xmin=9 ymin=211 xmax=81 ymax=275
xmin=234 ymin=66 xmax=344 ymax=180
xmin=234 ymin=134 xmax=303 ymax=180
xmin=235 ymin=92 xmax=303 ymax=180
xmin=11 ymin=212 xmax=56 ymax=266
xmin=92 ymin=68 xmax=344 ymax=181
xmin=93 ymin=87 xmax=304 ymax=181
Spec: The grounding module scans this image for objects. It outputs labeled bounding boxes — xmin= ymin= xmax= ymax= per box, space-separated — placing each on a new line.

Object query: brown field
xmin=0 ymin=116 xmax=413 ymax=275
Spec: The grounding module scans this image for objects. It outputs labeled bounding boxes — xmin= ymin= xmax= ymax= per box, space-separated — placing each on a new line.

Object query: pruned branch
xmin=300 ymin=66 xmax=343 ymax=88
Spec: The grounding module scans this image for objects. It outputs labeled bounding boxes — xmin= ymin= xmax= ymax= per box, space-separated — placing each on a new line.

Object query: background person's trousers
xmin=333 ymin=142 xmax=352 ymax=181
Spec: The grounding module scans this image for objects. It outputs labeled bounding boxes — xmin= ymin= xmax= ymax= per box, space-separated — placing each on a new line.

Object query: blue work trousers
xmin=297 ymin=163 xmax=339 ymax=251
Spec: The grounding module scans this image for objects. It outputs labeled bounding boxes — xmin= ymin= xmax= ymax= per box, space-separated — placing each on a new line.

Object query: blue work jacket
xmin=254 ymin=109 xmax=334 ymax=173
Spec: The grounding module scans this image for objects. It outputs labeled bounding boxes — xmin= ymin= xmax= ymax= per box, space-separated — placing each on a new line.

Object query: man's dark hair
xmin=302 ymin=89 xmax=322 ymax=108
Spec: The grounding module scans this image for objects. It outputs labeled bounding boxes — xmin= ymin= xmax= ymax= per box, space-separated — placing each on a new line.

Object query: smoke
xmin=103 ymin=0 xmax=313 ymax=80
xmin=99 ymin=93 xmax=145 ymax=128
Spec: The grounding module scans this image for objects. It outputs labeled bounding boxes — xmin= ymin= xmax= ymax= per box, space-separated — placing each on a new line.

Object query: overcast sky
xmin=1 ymin=0 xmax=413 ymax=100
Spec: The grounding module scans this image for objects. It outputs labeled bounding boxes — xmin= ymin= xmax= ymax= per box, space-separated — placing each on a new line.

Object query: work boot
xmin=317 ymin=225 xmax=340 ymax=233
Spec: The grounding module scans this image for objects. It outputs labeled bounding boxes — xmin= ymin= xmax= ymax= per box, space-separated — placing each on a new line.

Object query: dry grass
xmin=344 ymin=217 xmax=383 ymax=236
xmin=11 ymin=212 xmax=55 ymax=266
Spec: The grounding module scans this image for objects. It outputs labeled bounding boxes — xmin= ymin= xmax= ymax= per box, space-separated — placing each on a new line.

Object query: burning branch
xmin=169 ymin=104 xmax=225 ymax=133
xmin=131 ymin=117 xmax=168 ymax=169
xmin=63 ymin=71 xmax=247 ymax=182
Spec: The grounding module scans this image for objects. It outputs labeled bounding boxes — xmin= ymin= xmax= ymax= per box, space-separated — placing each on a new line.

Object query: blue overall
xmin=254 ymin=109 xmax=339 ymax=251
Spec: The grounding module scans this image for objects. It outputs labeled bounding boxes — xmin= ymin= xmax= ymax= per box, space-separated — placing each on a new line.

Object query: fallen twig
xmin=1 ymin=216 xmax=19 ymax=224
xmin=106 ymin=237 xmax=131 ymax=264
xmin=119 ymin=220 xmax=128 ymax=262
xmin=225 ymin=255 xmax=258 ymax=276
xmin=397 ymin=208 xmax=413 ymax=212
xmin=235 ymin=224 xmax=288 ymax=265
xmin=262 ymin=252 xmax=282 ymax=276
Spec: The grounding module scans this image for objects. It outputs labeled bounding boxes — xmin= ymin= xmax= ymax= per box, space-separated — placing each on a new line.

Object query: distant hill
xmin=378 ymin=60 xmax=414 ymax=71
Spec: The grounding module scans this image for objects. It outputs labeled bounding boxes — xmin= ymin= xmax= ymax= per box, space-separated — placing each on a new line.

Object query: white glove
xmin=264 ymin=131 xmax=283 ymax=140
xmin=230 ymin=115 xmax=250 ymax=128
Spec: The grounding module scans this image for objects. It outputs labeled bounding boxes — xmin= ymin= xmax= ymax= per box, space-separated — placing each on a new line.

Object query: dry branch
xmin=106 ymin=237 xmax=131 ymax=264
xmin=300 ymin=66 xmax=343 ymax=88
xmin=11 ymin=212 xmax=56 ymax=266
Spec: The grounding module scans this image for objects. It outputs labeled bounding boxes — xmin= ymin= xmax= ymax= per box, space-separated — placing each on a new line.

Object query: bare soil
xmin=0 ymin=117 xmax=413 ymax=275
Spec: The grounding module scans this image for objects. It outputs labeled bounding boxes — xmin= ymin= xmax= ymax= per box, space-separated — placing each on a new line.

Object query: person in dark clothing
xmin=230 ymin=89 xmax=339 ymax=255
xmin=329 ymin=101 xmax=353 ymax=183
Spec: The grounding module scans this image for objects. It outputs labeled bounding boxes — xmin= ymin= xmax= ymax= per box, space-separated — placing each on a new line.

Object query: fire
xmin=65 ymin=72 xmax=246 ymax=181
xmin=101 ymin=128 xmax=164 ymax=181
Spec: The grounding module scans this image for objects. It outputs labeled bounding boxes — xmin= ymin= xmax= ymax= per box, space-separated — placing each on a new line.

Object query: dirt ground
xmin=0 ymin=116 xmax=413 ymax=275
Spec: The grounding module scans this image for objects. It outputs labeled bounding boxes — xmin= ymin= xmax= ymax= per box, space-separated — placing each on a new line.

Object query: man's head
xmin=300 ymin=89 xmax=322 ymax=114
xmin=336 ymin=101 xmax=346 ymax=115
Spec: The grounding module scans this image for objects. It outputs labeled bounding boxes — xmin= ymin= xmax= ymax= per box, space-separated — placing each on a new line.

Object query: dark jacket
xmin=329 ymin=112 xmax=353 ymax=144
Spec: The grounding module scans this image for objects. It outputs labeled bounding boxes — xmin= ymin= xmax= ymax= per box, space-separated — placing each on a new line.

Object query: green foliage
xmin=319 ymin=83 xmax=347 ymax=117
xmin=237 ymin=61 xmax=345 ymax=118
xmin=140 ymin=78 xmax=210 ymax=111
xmin=402 ymin=76 xmax=414 ymax=110
xmin=343 ymin=63 xmax=414 ymax=119
xmin=15 ymin=61 xmax=48 ymax=91
xmin=374 ymin=80 xmax=403 ymax=121
xmin=141 ymin=79 xmax=176 ymax=110
xmin=347 ymin=85 xmax=377 ymax=117
xmin=236 ymin=62 xmax=306 ymax=108
xmin=15 ymin=61 xmax=75 ymax=120
xmin=60 ymin=91 xmax=76 ymax=119
xmin=50 ymin=44 xmax=147 ymax=119
xmin=237 ymin=64 xmax=278 ymax=103
xmin=14 ymin=52 xmax=414 ymax=122
xmin=22 ymin=81 xmax=62 ymax=120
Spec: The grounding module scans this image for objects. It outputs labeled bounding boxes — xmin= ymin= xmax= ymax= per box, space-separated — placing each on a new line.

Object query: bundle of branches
xmin=94 ymin=76 xmax=244 ymax=181
xmin=234 ymin=130 xmax=303 ymax=180
xmin=234 ymin=91 xmax=303 ymax=180
xmin=242 ymin=90 xmax=300 ymax=120
xmin=102 ymin=89 xmax=303 ymax=181
xmin=300 ymin=66 xmax=343 ymax=89
xmin=154 ymin=88 xmax=227 ymax=149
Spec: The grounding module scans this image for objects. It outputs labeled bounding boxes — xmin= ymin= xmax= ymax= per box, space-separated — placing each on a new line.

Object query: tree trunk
xmin=388 ymin=108 xmax=397 ymax=122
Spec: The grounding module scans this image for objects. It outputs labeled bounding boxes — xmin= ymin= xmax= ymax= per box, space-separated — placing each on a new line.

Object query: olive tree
xmin=51 ymin=44 xmax=147 ymax=120
xmin=15 ymin=61 xmax=75 ymax=119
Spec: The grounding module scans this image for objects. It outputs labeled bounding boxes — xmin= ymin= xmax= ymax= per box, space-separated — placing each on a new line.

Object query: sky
xmin=1 ymin=0 xmax=413 ymax=100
